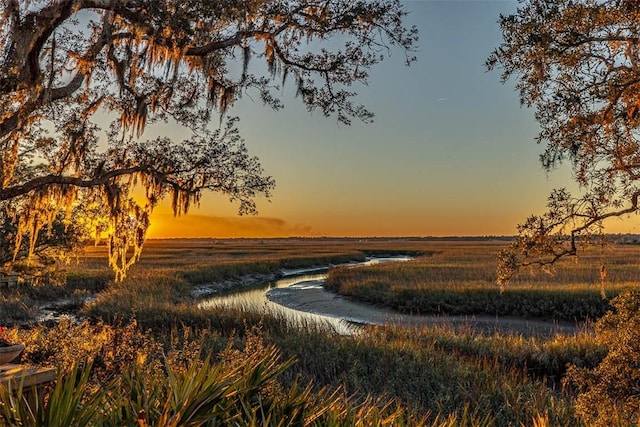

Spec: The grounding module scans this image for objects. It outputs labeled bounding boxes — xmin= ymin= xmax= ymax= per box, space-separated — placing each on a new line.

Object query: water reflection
xmin=197 ymin=256 xmax=412 ymax=334
xmin=198 ymin=272 xmax=355 ymax=333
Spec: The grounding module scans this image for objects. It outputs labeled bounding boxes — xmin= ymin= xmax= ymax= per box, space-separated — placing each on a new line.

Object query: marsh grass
xmin=75 ymin=239 xmax=441 ymax=330
xmin=326 ymin=241 xmax=640 ymax=321
xmin=0 ymin=239 xmax=387 ymax=323
xmin=1 ymin=321 xmax=429 ymax=426
xmin=2 ymin=238 xmax=633 ymax=425
xmin=1 ymin=318 xmax=586 ymax=426
xmin=273 ymin=323 xmax=593 ymax=425
xmin=0 ymin=294 xmax=35 ymax=321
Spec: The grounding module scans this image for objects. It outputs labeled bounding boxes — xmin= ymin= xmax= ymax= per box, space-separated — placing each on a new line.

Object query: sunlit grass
xmin=2 ymin=238 xmax=635 ymax=424
xmin=2 ymin=318 xmax=588 ymax=425
xmin=326 ymin=241 xmax=640 ymax=321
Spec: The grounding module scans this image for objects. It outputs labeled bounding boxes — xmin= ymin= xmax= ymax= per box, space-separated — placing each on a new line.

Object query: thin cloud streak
xmin=147 ymin=213 xmax=317 ymax=238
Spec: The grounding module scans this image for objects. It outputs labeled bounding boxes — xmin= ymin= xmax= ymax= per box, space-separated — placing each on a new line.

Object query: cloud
xmin=147 ymin=213 xmax=317 ymax=238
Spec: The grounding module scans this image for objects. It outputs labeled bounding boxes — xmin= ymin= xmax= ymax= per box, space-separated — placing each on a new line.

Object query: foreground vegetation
xmin=1 ymin=238 xmax=639 ymax=425
xmin=2 ymin=318 xmax=594 ymax=426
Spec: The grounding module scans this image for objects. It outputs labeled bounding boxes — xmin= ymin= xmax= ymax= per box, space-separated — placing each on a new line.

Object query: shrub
xmin=566 ymin=290 xmax=640 ymax=426
xmin=0 ymin=324 xmax=427 ymax=426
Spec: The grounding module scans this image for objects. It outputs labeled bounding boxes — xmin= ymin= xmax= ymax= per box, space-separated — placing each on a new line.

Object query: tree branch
xmin=0 ymin=168 xmax=144 ymax=201
xmin=0 ymin=10 xmax=112 ymax=141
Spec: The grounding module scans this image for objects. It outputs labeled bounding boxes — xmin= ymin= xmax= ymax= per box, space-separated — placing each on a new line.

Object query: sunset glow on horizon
xmin=143 ymin=1 xmax=640 ymax=240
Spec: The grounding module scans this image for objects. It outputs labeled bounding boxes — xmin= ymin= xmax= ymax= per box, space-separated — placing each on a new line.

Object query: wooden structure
xmin=0 ymin=273 xmax=34 ymax=288
xmin=0 ymin=364 xmax=56 ymax=388
xmin=0 ymin=364 xmax=56 ymax=410
xmin=0 ymin=274 xmax=18 ymax=288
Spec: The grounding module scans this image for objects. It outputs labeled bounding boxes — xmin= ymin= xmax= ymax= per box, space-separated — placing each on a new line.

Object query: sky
xmin=146 ymin=0 xmax=639 ymax=239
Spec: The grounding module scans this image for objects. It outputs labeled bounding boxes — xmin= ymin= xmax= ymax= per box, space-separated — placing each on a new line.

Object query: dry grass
xmin=326 ymin=240 xmax=640 ymax=321
xmin=3 ymin=238 xmax=635 ymax=425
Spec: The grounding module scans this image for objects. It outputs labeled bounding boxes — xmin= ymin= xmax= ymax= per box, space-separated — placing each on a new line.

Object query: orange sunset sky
xmin=145 ymin=1 xmax=640 ymax=239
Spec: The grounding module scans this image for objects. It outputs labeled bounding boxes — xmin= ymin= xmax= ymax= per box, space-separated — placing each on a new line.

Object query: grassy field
xmin=0 ymin=238 xmax=636 ymax=425
xmin=326 ymin=240 xmax=640 ymax=321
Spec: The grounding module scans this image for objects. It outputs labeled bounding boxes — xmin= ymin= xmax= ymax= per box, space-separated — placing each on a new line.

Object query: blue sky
xmin=148 ymin=1 xmax=637 ymax=238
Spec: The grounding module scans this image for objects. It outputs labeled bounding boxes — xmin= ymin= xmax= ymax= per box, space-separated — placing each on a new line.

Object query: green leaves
xmin=0 ymin=335 xmax=418 ymax=426
xmin=0 ymin=362 xmax=106 ymax=427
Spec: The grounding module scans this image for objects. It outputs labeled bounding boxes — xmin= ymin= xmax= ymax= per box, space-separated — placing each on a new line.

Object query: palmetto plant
xmin=0 ymin=362 xmax=105 ymax=426
xmin=0 ymin=343 xmax=422 ymax=426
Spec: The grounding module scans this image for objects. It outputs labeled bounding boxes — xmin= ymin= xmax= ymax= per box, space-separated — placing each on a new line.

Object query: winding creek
xmin=198 ymin=257 xmax=412 ymax=334
xmin=197 ymin=257 xmax=584 ymax=337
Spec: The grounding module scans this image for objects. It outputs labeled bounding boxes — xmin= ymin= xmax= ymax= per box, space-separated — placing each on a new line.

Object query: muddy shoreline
xmin=190 ymin=272 xmax=282 ymax=298
xmin=266 ymin=280 xmax=586 ymax=337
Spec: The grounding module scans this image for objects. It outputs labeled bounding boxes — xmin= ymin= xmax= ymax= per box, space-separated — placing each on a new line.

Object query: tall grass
xmin=4 ymin=239 xmax=635 ymax=425
xmin=1 ymin=321 xmax=426 ymax=426
xmin=1 ymin=319 xmax=590 ymax=425
xmin=326 ymin=242 xmax=640 ymax=321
